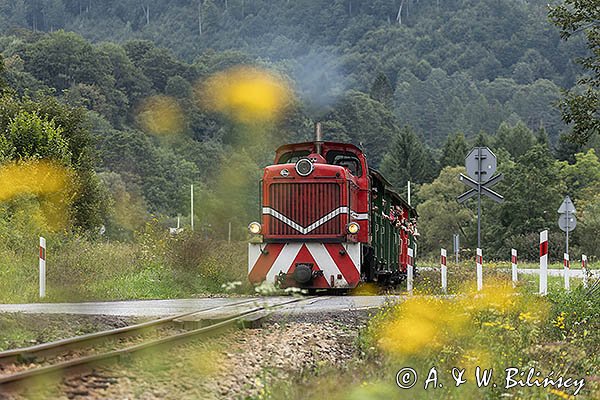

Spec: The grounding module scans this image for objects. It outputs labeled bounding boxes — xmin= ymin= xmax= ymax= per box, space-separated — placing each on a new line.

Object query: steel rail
xmin=0 ymin=298 xmax=258 ymax=365
xmin=0 ymin=296 xmax=311 ymax=388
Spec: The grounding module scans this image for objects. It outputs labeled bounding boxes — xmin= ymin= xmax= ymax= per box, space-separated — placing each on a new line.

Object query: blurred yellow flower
xmin=197 ymin=66 xmax=292 ymax=123
xmin=0 ymin=159 xmax=74 ymax=230
xmin=137 ymin=95 xmax=184 ymax=135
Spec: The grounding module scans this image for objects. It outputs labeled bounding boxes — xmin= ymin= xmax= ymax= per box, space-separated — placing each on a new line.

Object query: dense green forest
xmin=0 ymin=0 xmax=590 ymax=143
xmin=0 ymin=0 xmax=598 ymax=261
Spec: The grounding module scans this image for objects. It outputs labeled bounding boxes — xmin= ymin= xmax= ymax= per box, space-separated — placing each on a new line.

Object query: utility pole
xmin=191 ymin=184 xmax=194 ymax=231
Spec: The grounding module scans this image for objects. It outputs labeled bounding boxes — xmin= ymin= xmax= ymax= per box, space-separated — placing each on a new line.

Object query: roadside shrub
xmin=166 ymin=231 xmax=248 ymax=292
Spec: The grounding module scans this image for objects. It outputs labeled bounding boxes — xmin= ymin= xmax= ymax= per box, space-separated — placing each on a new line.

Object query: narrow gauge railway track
xmin=0 ymin=296 xmax=317 ymax=391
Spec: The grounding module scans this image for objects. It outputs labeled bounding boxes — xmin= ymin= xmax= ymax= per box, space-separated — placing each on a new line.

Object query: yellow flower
xmin=518 ymin=312 xmax=534 ymax=322
xmin=553 ymin=312 xmax=566 ymax=330
xmin=549 ymin=388 xmax=575 ymax=399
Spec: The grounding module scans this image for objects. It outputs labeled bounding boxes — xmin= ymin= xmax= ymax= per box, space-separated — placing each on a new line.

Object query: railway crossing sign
xmin=457 ymin=147 xmax=505 ymax=249
xmin=558 ymin=195 xmax=576 ymax=253
xmin=457 ymin=173 xmax=504 ymax=203
xmin=465 ymin=147 xmax=496 ymax=182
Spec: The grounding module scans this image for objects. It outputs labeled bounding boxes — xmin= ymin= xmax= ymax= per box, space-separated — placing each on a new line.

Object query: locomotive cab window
xmin=278 ymin=151 xmax=311 ymax=164
xmin=326 ymin=151 xmax=362 ymax=177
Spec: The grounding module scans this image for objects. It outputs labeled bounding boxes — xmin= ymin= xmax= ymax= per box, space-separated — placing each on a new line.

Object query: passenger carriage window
xmin=326 ymin=151 xmax=363 ymax=177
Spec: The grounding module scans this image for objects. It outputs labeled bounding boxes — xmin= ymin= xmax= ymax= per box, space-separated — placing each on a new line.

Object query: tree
xmin=22 ymin=31 xmax=113 ymax=92
xmin=369 ymin=72 xmax=394 ymax=108
xmin=42 ymin=0 xmax=66 ymax=31
xmin=1 ymin=110 xmax=71 ymax=163
xmin=555 ymin=133 xmax=583 ymax=162
xmin=97 ymin=42 xmax=152 ymax=107
xmin=494 ymin=121 xmax=536 ymax=159
xmin=472 ymin=131 xmax=493 ymax=147
xmin=165 ymin=75 xmax=192 ymax=99
xmin=440 ymin=132 xmax=469 ymax=168
xmin=0 ymin=54 xmax=6 ymax=91
xmin=495 ymin=145 xmax=564 ymax=243
xmin=123 ymin=44 xmax=189 ymax=92
xmin=536 ymin=125 xmax=549 ymax=147
xmin=200 ymin=0 xmax=220 ymax=35
xmin=96 ymin=128 xmax=198 ymax=214
xmin=558 ymin=149 xmax=600 ymax=204
xmin=549 ymin=0 xmax=600 ymax=144
xmin=379 ymin=126 xmax=437 ymax=191
xmin=322 ymin=91 xmax=401 ymax=166
xmin=0 ymin=92 xmax=107 ymax=230
xmin=9 ymin=0 xmax=27 ymax=27
xmin=557 ymin=150 xmax=600 ymax=258
xmin=575 ymin=193 xmax=600 ymax=257
xmin=97 ymin=171 xmax=147 ymax=240
xmin=416 ymin=166 xmax=475 ymax=254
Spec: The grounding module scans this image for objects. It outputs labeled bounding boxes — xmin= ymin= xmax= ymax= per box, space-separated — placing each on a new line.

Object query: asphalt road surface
xmin=0 ymin=296 xmax=400 ymax=317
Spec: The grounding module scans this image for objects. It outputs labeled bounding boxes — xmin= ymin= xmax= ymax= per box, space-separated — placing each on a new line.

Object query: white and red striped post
xmin=564 ymin=253 xmax=570 ymax=291
xmin=540 ymin=230 xmax=548 ymax=295
xmin=582 ymin=255 xmax=588 ymax=288
xmin=476 ymin=248 xmax=483 ymax=291
xmin=39 ymin=237 xmax=46 ymax=298
xmin=441 ymin=248 xmax=447 ymax=294
xmin=407 ymin=248 xmax=414 ymax=295
xmin=511 ymin=249 xmax=518 ymax=287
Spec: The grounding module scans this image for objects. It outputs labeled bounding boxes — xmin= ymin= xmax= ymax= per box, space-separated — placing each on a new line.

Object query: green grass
xmin=0 ymin=232 xmax=251 ymax=303
xmin=266 ymin=283 xmax=600 ymax=399
xmin=408 ymin=260 xmax=587 ymax=296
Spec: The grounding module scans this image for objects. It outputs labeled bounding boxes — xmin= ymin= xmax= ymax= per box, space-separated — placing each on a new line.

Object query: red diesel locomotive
xmin=248 ymin=124 xmax=418 ymax=290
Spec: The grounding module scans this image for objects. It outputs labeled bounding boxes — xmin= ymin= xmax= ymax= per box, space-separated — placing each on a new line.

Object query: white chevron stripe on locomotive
xmin=262 ymin=206 xmax=349 ymax=234
xmin=350 ymin=211 xmax=369 ymax=220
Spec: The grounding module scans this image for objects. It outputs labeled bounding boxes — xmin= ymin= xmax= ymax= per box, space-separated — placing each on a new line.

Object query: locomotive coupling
xmin=293 ymin=264 xmax=312 ymax=284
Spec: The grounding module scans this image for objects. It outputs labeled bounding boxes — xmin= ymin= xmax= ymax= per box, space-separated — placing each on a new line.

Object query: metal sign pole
xmin=477 ymin=147 xmax=482 ymax=249
xmin=566 ymin=209 xmax=569 ymax=254
xmin=458 ymin=147 xmax=503 ymax=252
xmin=407 ymin=248 xmax=414 ymax=295
xmin=453 ymin=234 xmax=459 ymax=264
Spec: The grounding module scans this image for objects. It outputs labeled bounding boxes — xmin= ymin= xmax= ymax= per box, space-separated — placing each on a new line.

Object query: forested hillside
xmin=0 ymin=0 xmax=598 ymax=259
xmin=0 ymin=0 xmax=588 ymax=143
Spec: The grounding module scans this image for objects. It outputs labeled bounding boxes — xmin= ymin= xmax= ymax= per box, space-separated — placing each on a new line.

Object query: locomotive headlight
xmin=347 ymin=222 xmax=360 ymax=234
xmin=248 ymin=222 xmax=262 ymax=234
xmin=295 ymin=158 xmax=314 ymax=176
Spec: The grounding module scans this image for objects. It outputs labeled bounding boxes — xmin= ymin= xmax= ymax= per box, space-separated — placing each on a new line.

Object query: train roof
xmin=275 ymin=141 xmax=364 ymax=156
xmin=370 ymin=169 xmax=417 ymax=216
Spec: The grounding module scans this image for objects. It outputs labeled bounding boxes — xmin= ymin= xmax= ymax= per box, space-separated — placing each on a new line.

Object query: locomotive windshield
xmin=278 ymin=151 xmax=310 ymax=164
xmin=326 ymin=151 xmax=362 ymax=177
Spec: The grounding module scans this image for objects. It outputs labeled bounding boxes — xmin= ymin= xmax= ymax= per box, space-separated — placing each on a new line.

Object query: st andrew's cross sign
xmin=457 ymin=147 xmax=505 ymax=248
